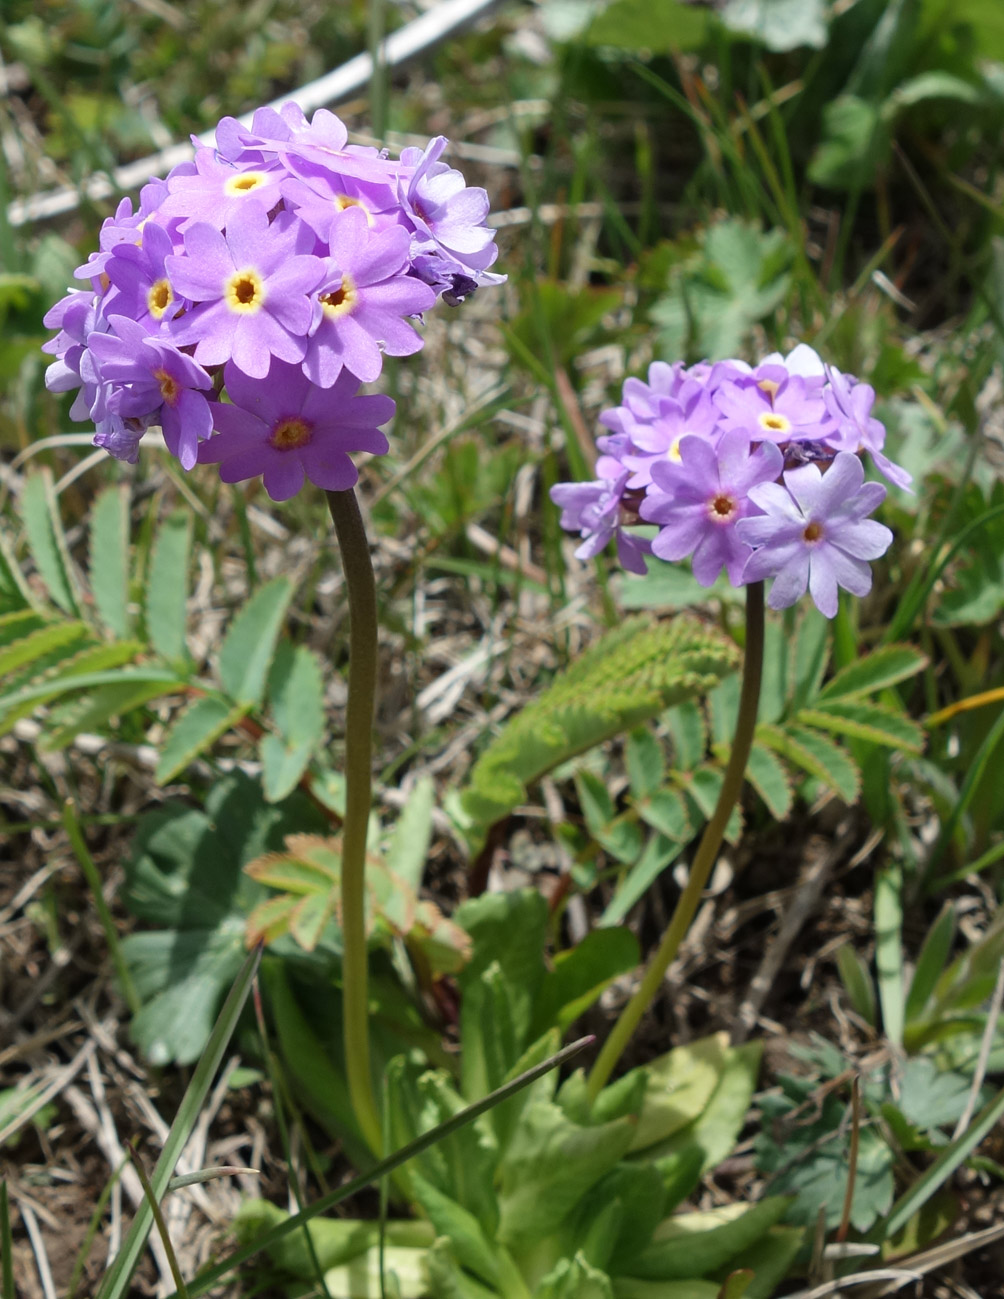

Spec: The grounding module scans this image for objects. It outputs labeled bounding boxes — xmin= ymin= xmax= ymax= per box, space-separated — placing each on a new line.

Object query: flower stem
xmin=327 ymin=487 xmax=383 ymax=1157
xmin=586 ymin=581 xmax=766 ymax=1101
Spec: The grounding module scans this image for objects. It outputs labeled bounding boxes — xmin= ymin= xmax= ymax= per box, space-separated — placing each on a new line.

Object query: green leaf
xmin=625 ymin=727 xmax=665 ymax=799
xmin=0 ymin=667 xmax=185 ymax=717
xmin=635 ymin=787 xmax=691 ymax=842
xmin=530 ymin=928 xmax=641 ymax=1039
xmin=497 ymin=1100 xmax=636 ymax=1250
xmin=720 ymin=0 xmax=828 ymax=51
xmin=798 ymin=701 xmax=925 ymax=753
xmin=651 ymin=220 xmax=792 ymax=362
xmin=19 ymin=469 xmax=81 ymax=616
xmin=808 ymin=95 xmax=887 ymax=191
xmin=0 ymin=618 xmax=88 ymax=679
xmin=599 ymin=833 xmax=683 ymax=927
xmin=757 ymin=723 xmax=860 ymax=803
xmin=818 ymin=645 xmax=927 ymax=701
xmin=260 ymin=643 xmax=326 ymax=800
xmin=584 ymin=0 xmax=712 ymax=52
xmin=745 ymin=744 xmax=793 ymax=820
xmin=385 ymin=775 xmax=435 ymax=892
xmin=630 ymin=1033 xmax=731 ymax=1153
xmin=626 ymin=1197 xmax=792 ymax=1281
xmin=644 ymin=1040 xmax=762 ymax=1176
xmin=610 ymin=1278 xmax=719 ymax=1299
xmin=875 ymin=864 xmax=904 ymax=1046
xmin=898 ymin=1058 xmax=981 ymax=1133
xmin=663 ymin=699 xmax=706 ymax=771
xmin=88 ymin=485 xmax=130 ymax=638
xmin=145 ymin=510 xmax=190 ymax=662
xmin=218 ymin=575 xmax=293 ymax=706
xmin=904 ymin=902 xmax=955 ymax=1025
xmin=0 ymin=529 xmax=33 ymax=613
xmin=537 ymin=1251 xmax=614 ymax=1299
xmin=460 ymin=616 xmax=738 ymax=836
xmin=155 ymin=695 xmax=247 ymax=783
xmin=723 ymin=1227 xmax=803 ymax=1299
xmin=836 ymin=945 xmax=877 ymax=1026
xmin=409 ymin=1173 xmax=499 ymax=1286
xmin=40 ymin=674 xmax=169 ymax=752
xmin=323 ymin=1246 xmax=429 ymax=1297
xmin=232 ymin=1200 xmax=434 ymax=1277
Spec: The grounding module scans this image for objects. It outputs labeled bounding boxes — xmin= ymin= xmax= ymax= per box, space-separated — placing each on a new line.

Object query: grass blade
xmin=1 ymin=1182 xmax=14 ymax=1299
xmin=95 ymin=944 xmax=261 ymax=1299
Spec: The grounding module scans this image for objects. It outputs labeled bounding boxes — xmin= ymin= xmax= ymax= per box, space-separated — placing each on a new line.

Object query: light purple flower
xmin=87 ymin=316 xmax=214 ymax=469
xmin=398 ymin=137 xmax=503 ymax=297
xmin=550 ymin=471 xmax=650 ymax=575
xmin=197 ymin=361 xmax=394 ymax=501
xmin=641 ymin=432 xmax=783 ymax=586
xmin=715 ymin=369 xmax=829 ymax=443
xmin=301 ymin=207 xmax=436 ymax=386
xmin=167 ymin=203 xmax=326 ymax=379
xmin=103 ymin=222 xmax=182 ymax=333
xmin=823 ymin=366 xmax=912 ymax=491
xmin=158 ymin=148 xmax=287 ymax=230
xmin=737 ymin=452 xmax=893 ymax=617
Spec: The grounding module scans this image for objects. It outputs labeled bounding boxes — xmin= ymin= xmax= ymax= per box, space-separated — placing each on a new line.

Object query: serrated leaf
xmin=155 ymin=695 xmax=247 ymax=783
xmin=0 ymin=529 xmax=32 ymax=612
xmin=245 ymin=837 xmax=340 ymax=894
xmin=818 ymin=645 xmax=927 ymax=701
xmin=88 ymin=485 xmax=130 ymax=638
xmin=146 ymin=511 xmax=190 ymax=661
xmin=636 ymin=786 xmax=691 ymax=841
xmin=460 ymin=616 xmax=738 ymax=835
xmin=0 ymin=618 xmax=88 ymax=678
xmin=385 ymin=774 xmax=435 ymax=892
xmin=218 ymin=576 xmax=293 ymax=706
xmin=0 ymin=666 xmax=185 ymax=716
xmin=798 ymin=701 xmax=925 ymax=753
xmin=626 ymin=727 xmax=665 ymax=798
xmin=757 ymin=723 xmax=861 ymax=803
xmin=663 ymin=699 xmax=707 ymax=771
xmin=685 ymin=765 xmax=743 ymax=843
xmin=266 ymin=641 xmax=324 ymax=743
xmin=746 ymin=743 xmax=793 ymax=820
xmin=259 ymin=732 xmax=314 ymax=803
xmin=41 ymin=678 xmax=173 ymax=751
xmin=599 ymin=833 xmax=682 ymax=927
xmin=19 ymin=469 xmax=81 ymax=615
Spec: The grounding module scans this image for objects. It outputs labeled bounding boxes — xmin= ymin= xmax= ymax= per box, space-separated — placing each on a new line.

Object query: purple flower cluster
xmin=43 ymin=103 xmax=504 ymax=500
xmin=550 ymin=346 xmax=906 ymax=617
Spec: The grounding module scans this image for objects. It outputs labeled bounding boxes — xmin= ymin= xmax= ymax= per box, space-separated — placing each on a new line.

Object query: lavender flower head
xmin=42 ymin=102 xmax=505 ymax=500
xmin=550 ymin=345 xmax=907 ymax=618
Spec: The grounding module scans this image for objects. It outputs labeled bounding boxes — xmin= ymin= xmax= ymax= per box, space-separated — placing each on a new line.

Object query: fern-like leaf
xmin=460 ymin=615 xmax=739 ymax=834
xmin=19 ymin=469 xmax=82 ymax=616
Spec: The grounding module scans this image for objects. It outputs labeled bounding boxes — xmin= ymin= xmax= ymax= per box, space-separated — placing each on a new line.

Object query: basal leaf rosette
xmin=42 ymin=101 xmax=505 ymax=500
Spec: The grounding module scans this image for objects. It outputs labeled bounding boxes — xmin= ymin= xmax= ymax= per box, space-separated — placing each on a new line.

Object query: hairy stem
xmin=587 ymin=581 xmax=765 ymax=1100
xmin=327 ymin=488 xmax=383 ymax=1156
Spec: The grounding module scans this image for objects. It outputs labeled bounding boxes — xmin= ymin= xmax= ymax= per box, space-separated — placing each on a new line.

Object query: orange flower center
xmin=153 ymin=368 xmax=180 ymax=406
xmin=269 ymin=416 xmax=312 ymax=450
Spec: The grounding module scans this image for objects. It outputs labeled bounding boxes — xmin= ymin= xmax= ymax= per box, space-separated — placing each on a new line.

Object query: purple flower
xmin=167 ymin=203 xmax=326 ymax=379
xmin=737 ymin=452 xmax=893 ymax=617
xmin=550 ymin=471 xmax=651 ymax=575
xmin=715 ymin=369 xmax=829 ymax=443
xmin=823 ymin=366 xmax=912 ymax=491
xmin=198 ymin=361 xmax=394 ymax=501
xmin=301 ymin=206 xmax=436 ymax=386
xmin=87 ymin=316 xmax=214 ymax=469
xmin=158 ymin=148 xmax=287 ymax=230
xmin=398 ymin=137 xmax=503 ymax=296
xmin=103 ymin=222 xmax=182 ymax=333
xmin=641 ymin=432 xmax=783 ymax=586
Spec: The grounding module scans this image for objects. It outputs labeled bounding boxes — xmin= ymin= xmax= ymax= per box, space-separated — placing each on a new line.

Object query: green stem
xmin=327 ymin=488 xmax=383 ymax=1156
xmin=587 ymin=581 xmax=765 ymax=1101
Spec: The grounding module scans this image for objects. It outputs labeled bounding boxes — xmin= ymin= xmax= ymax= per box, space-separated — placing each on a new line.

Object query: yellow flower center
xmin=319 ymin=273 xmax=357 ymax=319
xmin=803 ymin=521 xmax=824 ymax=544
xmin=147 ymin=278 xmax=174 ymax=320
xmin=758 ymin=411 xmax=791 ymax=435
xmin=269 ymin=416 xmax=312 ymax=450
xmin=667 ymin=436 xmax=683 ymax=463
xmin=224 ymin=171 xmax=270 ymax=196
xmin=225 ymin=268 xmax=265 ymax=314
xmin=757 ymin=378 xmax=780 ymax=398
xmin=334 ymin=195 xmax=374 ymax=226
xmin=153 ymin=367 xmax=180 ymax=406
